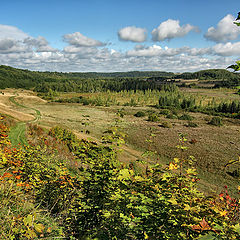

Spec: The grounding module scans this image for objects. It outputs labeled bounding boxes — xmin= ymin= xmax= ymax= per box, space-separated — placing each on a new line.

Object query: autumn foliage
xmin=1 ymin=117 xmax=240 ymax=239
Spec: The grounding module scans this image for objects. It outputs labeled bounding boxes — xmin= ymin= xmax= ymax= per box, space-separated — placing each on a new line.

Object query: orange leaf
xmin=192 ymin=218 xmax=212 ymax=232
xmin=3 ymin=172 xmax=13 ymax=178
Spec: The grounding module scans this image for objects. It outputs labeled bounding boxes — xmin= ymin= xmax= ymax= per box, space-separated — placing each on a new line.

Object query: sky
xmin=0 ymin=0 xmax=239 ymax=72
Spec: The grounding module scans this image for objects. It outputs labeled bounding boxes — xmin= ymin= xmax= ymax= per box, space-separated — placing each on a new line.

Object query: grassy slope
xmin=8 ymin=95 xmax=41 ymax=146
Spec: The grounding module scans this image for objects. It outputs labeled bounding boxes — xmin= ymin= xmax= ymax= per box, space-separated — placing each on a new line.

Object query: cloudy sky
xmin=0 ymin=0 xmax=239 ymax=72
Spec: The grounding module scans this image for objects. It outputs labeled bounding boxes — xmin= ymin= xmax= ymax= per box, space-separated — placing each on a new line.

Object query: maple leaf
xmin=192 ymin=218 xmax=212 ymax=232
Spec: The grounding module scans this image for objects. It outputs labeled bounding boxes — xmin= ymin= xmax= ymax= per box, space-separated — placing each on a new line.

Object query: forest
xmin=0 ymin=65 xmax=240 ymax=92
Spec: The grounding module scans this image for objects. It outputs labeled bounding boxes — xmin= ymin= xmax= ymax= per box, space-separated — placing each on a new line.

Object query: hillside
xmin=0 ymin=65 xmax=239 ymax=91
xmin=0 ymin=87 xmax=240 ymax=239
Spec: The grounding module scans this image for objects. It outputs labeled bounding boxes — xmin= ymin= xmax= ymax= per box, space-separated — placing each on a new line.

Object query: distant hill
xmin=0 ymin=65 xmax=239 ymax=91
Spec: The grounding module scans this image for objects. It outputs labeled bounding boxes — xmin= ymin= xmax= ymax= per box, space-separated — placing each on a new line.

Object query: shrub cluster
xmin=1 ymin=121 xmax=240 ymax=239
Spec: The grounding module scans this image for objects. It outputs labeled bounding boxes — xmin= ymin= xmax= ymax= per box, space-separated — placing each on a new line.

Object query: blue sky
xmin=0 ymin=0 xmax=239 ymax=72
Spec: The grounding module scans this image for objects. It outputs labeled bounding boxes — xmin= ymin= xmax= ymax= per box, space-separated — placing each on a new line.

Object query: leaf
xmin=184 ymin=204 xmax=191 ymax=211
xmin=25 ymin=229 xmax=37 ymax=239
xmin=168 ymin=162 xmax=179 ymax=170
xmin=23 ymin=214 xmax=33 ymax=227
xmin=192 ymin=218 xmax=212 ymax=232
xmin=233 ymin=223 xmax=240 ymax=234
xmin=34 ymin=223 xmax=45 ymax=233
xmin=168 ymin=198 xmax=178 ymax=205
xmin=219 ymin=210 xmax=227 ymax=216
xmin=118 ymin=169 xmax=131 ymax=180
xmin=134 ymin=176 xmax=146 ymax=182
xmin=236 ymin=12 xmax=240 ymax=20
xmin=197 ymin=232 xmax=217 ymax=240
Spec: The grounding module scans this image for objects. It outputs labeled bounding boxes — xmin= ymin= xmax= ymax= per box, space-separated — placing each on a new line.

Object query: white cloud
xmin=24 ymin=36 xmax=57 ymax=52
xmin=0 ymin=24 xmax=29 ymax=40
xmin=151 ymin=19 xmax=199 ymax=41
xmin=0 ymin=24 xmax=237 ymax=73
xmin=212 ymin=42 xmax=240 ymax=56
xmin=0 ymin=45 xmax=234 ymax=73
xmin=63 ymin=32 xmax=105 ymax=47
xmin=0 ymin=38 xmax=30 ymax=54
xmin=126 ymin=44 xmax=210 ymax=57
xmin=204 ymin=14 xmax=240 ymax=42
xmin=118 ymin=26 xmax=147 ymax=42
xmin=0 ymin=39 xmax=15 ymax=51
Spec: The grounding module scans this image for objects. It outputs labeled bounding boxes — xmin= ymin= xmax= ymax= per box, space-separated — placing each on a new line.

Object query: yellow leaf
xmin=168 ymin=198 xmax=178 ymax=205
xmin=220 ymin=210 xmax=228 ymax=216
xmin=135 ymin=176 xmax=146 ymax=182
xmin=144 ymin=231 xmax=149 ymax=239
xmin=169 ymin=162 xmax=179 ymax=170
xmin=34 ymin=223 xmax=45 ymax=233
xmin=184 ymin=204 xmax=191 ymax=211
xmin=238 ymin=186 xmax=240 ymax=191
xmin=174 ymin=158 xmax=179 ymax=163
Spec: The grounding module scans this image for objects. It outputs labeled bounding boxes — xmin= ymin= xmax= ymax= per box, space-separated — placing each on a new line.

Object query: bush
xmin=178 ymin=113 xmax=194 ymax=121
xmin=148 ymin=113 xmax=160 ymax=122
xmin=161 ymin=121 xmax=173 ymax=128
xmin=159 ymin=109 xmax=170 ymax=115
xmin=166 ymin=113 xmax=178 ymax=119
xmin=209 ymin=116 xmax=223 ymax=126
xmin=134 ymin=111 xmax=146 ymax=117
xmin=186 ymin=121 xmax=198 ymax=128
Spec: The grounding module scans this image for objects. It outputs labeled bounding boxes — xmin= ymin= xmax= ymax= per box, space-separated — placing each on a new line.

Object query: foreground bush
xmin=1 ymin=121 xmax=240 ymax=239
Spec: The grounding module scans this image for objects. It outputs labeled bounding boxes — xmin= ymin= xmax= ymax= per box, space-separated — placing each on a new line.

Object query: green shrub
xmin=159 ymin=109 xmax=170 ymax=115
xmin=186 ymin=121 xmax=198 ymax=127
xmin=166 ymin=113 xmax=178 ymax=119
xmin=178 ymin=113 xmax=194 ymax=121
xmin=148 ymin=113 xmax=160 ymax=122
xmin=209 ymin=116 xmax=223 ymax=126
xmin=134 ymin=111 xmax=146 ymax=117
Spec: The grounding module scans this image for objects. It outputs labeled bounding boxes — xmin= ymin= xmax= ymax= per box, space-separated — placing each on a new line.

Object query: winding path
xmin=8 ymin=95 xmax=41 ymax=146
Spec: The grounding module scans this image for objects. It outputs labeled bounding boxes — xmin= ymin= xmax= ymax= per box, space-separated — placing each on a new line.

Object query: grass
xmin=1 ymin=88 xmax=240 ymax=196
xmin=8 ymin=95 xmax=42 ymax=146
xmin=9 ymin=122 xmax=28 ymax=146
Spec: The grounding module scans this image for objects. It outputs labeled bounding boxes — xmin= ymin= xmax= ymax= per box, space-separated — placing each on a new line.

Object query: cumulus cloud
xmin=0 ymin=24 xmax=57 ymax=54
xmin=151 ymin=19 xmax=199 ymax=41
xmin=0 ymin=38 xmax=30 ymax=54
xmin=24 ymin=36 xmax=57 ymax=52
xmin=63 ymin=32 xmax=105 ymax=47
xmin=126 ymin=44 xmax=211 ymax=57
xmin=204 ymin=14 xmax=240 ymax=42
xmin=118 ymin=26 xmax=147 ymax=42
xmin=212 ymin=42 xmax=240 ymax=56
xmin=0 ymin=44 xmax=234 ymax=73
xmin=0 ymin=24 xmax=29 ymax=40
xmin=0 ymin=24 xmax=237 ymax=73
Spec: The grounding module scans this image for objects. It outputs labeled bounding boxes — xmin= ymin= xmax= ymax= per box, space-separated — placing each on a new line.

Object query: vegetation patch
xmin=208 ymin=116 xmax=223 ymax=126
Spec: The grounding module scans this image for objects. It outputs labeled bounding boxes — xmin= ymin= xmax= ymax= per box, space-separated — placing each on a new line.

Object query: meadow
xmin=2 ymin=87 xmax=240 ymax=194
xmin=1 ymin=86 xmax=240 ymax=239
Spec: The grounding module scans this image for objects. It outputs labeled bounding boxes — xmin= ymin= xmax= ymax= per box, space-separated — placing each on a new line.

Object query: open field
xmin=1 ymin=88 xmax=240 ymax=195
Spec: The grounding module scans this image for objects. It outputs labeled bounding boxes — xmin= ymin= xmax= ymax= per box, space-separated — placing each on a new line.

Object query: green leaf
xmin=168 ymin=198 xmax=178 ymax=205
xmin=134 ymin=176 xmax=146 ymax=182
xmin=197 ymin=233 xmax=217 ymax=240
xmin=233 ymin=223 xmax=240 ymax=234
xmin=34 ymin=223 xmax=45 ymax=233
xmin=118 ymin=169 xmax=131 ymax=180
xmin=23 ymin=214 xmax=33 ymax=227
